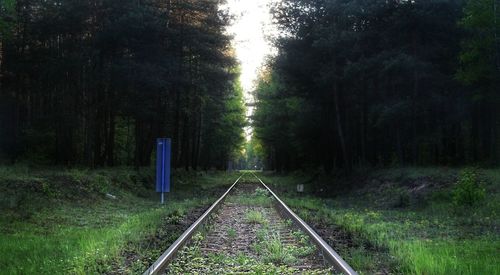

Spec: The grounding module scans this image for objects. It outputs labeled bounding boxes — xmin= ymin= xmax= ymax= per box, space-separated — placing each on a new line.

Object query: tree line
xmin=0 ymin=0 xmax=245 ymax=169
xmin=254 ymin=0 xmax=500 ymax=171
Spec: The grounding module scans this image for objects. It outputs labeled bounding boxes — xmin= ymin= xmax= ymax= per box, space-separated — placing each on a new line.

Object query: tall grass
xmin=0 ymin=201 xmax=200 ymax=274
xmin=397 ymin=239 xmax=499 ymax=275
xmin=284 ymin=197 xmax=500 ymax=275
xmin=259 ymin=168 xmax=500 ymax=275
xmin=0 ymin=166 xmax=231 ymax=274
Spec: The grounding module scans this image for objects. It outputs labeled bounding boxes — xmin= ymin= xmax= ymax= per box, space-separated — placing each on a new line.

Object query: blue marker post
xmin=156 ymin=138 xmax=171 ymax=204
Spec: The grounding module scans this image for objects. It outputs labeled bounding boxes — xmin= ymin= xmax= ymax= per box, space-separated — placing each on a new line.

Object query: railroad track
xmin=144 ymin=173 xmax=357 ymax=275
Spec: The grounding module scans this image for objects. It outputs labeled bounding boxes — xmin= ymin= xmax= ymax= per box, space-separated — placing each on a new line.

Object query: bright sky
xmin=223 ymin=0 xmax=277 ymax=140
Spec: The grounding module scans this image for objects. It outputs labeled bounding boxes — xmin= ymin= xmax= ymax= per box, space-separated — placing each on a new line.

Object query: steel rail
xmin=253 ymin=173 xmax=358 ymax=275
xmin=143 ymin=174 xmax=243 ymax=275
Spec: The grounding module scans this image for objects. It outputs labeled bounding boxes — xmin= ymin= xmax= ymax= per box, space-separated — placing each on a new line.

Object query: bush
xmin=452 ymin=168 xmax=485 ymax=207
xmin=396 ymin=190 xmax=410 ymax=208
xmin=253 ymin=187 xmax=269 ymax=197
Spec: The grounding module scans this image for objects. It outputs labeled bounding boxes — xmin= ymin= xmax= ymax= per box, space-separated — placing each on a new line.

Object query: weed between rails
xmin=167 ymin=180 xmax=332 ymax=274
xmin=252 ymin=228 xmax=318 ymax=267
xmin=226 ymin=186 xmax=273 ymax=206
xmin=226 ymin=227 xmax=237 ymax=239
xmin=168 ymin=231 xmax=300 ymax=274
xmin=168 ymin=222 xmax=331 ymax=274
xmin=246 ymin=210 xmax=268 ymax=225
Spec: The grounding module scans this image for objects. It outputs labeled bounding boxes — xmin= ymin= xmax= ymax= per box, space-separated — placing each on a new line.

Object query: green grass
xmin=398 ymin=239 xmax=498 ymax=274
xmin=168 ymin=231 xmax=302 ymax=274
xmin=0 ymin=201 xmax=203 ymax=274
xmin=259 ymin=233 xmax=295 ymax=265
xmin=257 ymin=168 xmax=500 ymax=275
xmin=327 ymin=207 xmax=499 ymax=275
xmin=226 ymin=186 xmax=273 ymax=206
xmin=169 ymin=224 xmax=330 ymax=274
xmin=251 ymin=227 xmax=323 ymax=269
xmin=226 ymin=227 xmax=237 ymax=239
xmin=246 ymin=210 xmax=268 ymax=224
xmin=0 ymin=166 xmax=238 ymax=274
xmin=227 ymin=194 xmax=272 ymax=206
xmin=166 ymin=172 xmax=331 ymax=274
xmin=170 ymin=250 xmax=300 ymax=274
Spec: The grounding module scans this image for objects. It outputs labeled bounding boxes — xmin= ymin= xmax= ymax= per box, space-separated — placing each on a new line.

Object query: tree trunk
xmin=134 ymin=119 xmax=144 ymax=167
xmin=494 ymin=0 xmax=500 ymax=73
xmin=173 ymin=89 xmax=181 ymax=167
xmin=0 ymin=40 xmax=3 ymax=82
xmin=192 ymin=110 xmax=202 ymax=170
xmin=361 ymin=79 xmax=367 ymax=164
xmin=333 ymin=82 xmax=348 ymax=170
xmin=106 ymin=110 xmax=115 ymax=166
xmin=412 ymin=32 xmax=419 ymax=165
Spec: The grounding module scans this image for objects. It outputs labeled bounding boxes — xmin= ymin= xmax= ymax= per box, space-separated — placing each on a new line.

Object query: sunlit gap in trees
xmin=223 ymin=0 xmax=278 ymax=142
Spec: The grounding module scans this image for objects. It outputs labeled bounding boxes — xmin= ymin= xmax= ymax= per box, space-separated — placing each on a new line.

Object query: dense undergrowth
xmin=259 ymin=167 xmax=500 ymax=275
xmin=0 ymin=166 xmax=237 ymax=274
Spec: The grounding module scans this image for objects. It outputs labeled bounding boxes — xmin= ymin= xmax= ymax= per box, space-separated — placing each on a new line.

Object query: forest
xmin=0 ymin=0 xmax=499 ymax=274
xmin=254 ymin=0 xmax=500 ymax=171
xmin=1 ymin=0 xmax=499 ymax=172
xmin=0 ymin=0 xmax=245 ymax=169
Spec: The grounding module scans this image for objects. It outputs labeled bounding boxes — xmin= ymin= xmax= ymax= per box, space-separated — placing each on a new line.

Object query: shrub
xmin=253 ymin=188 xmax=269 ymax=197
xmin=452 ymin=168 xmax=485 ymax=207
xmin=396 ymin=190 xmax=410 ymax=208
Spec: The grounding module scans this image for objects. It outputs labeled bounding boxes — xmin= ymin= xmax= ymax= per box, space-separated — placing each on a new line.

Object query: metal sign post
xmin=156 ymin=138 xmax=171 ymax=204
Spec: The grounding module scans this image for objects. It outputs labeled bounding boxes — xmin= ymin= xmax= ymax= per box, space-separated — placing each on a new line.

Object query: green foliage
xmin=252 ymin=229 xmax=320 ymax=268
xmin=253 ymin=187 xmax=269 ymax=197
xmin=397 ymin=190 xmax=411 ymax=208
xmin=226 ymin=185 xmax=273 ymax=206
xmin=0 ymin=0 xmax=16 ymax=36
xmin=457 ymin=0 xmax=499 ymax=85
xmin=254 ymin=71 xmax=307 ymax=171
xmin=256 ymin=233 xmax=296 ymax=265
xmin=168 ymin=218 xmax=331 ymax=274
xmin=254 ymin=0 xmax=498 ymax=170
xmin=245 ymin=210 xmax=268 ymax=225
xmin=236 ymin=137 xmax=266 ymax=170
xmin=0 ymin=192 xmax=205 ymax=274
xmin=170 ymin=249 xmax=301 ymax=274
xmin=226 ymin=227 xmax=237 ymax=239
xmin=204 ymin=72 xmax=247 ymax=168
xmin=0 ymin=0 xmax=244 ymax=169
xmin=291 ymin=230 xmax=316 ymax=257
xmin=452 ymin=168 xmax=486 ymax=207
xmin=259 ymin=170 xmax=500 ymax=275
xmin=456 ymin=0 xmax=500 ymax=164
xmin=0 ymin=167 xmax=236 ymax=274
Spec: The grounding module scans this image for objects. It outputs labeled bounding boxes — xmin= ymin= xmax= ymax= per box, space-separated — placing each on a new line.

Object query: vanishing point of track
xmin=143 ymin=173 xmax=358 ymax=275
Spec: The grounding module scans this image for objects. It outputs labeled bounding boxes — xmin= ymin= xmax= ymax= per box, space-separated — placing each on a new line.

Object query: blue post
xmin=156 ymin=138 xmax=171 ymax=204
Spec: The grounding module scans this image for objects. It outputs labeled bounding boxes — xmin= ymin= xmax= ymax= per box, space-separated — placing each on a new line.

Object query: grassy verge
xmin=0 ymin=166 xmax=237 ymax=274
xmin=0 ymin=200 xmax=205 ymax=274
xmin=258 ymin=168 xmax=500 ymax=275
